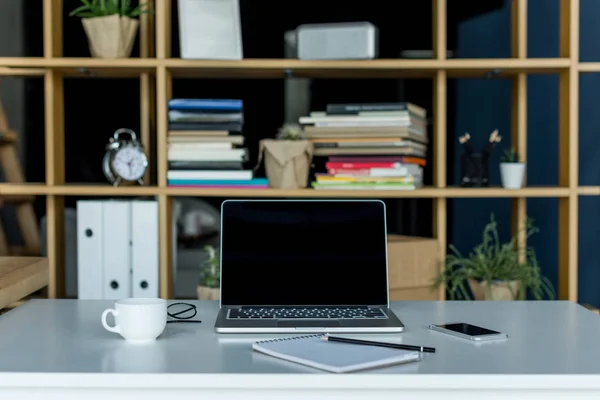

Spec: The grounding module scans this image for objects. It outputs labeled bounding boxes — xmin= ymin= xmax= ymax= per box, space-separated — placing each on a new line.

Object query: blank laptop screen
xmin=219 ymin=200 xmax=389 ymax=306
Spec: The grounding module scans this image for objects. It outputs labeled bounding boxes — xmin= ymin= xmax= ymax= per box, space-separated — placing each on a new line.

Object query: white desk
xmin=1 ymin=300 xmax=600 ymax=399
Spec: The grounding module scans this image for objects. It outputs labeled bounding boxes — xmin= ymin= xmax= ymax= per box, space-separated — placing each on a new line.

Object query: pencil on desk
xmin=321 ymin=334 xmax=436 ymax=353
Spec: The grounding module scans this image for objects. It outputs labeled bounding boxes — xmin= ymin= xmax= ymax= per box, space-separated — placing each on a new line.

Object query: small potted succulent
xmin=256 ymin=123 xmax=313 ymax=189
xmin=433 ymin=214 xmax=555 ymax=301
xmin=197 ymin=245 xmax=220 ymax=300
xmin=69 ymin=0 xmax=151 ymax=58
xmin=499 ymin=147 xmax=525 ymax=189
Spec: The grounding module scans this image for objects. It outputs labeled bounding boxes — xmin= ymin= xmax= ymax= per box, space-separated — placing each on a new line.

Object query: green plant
xmin=501 ymin=147 xmax=519 ymax=163
xmin=199 ymin=245 xmax=220 ymax=288
xmin=433 ymin=214 xmax=555 ymax=300
xmin=276 ymin=123 xmax=305 ymax=140
xmin=69 ymin=0 xmax=151 ymax=18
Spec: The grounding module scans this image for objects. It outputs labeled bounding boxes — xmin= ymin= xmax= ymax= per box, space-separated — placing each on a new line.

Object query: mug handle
xmin=101 ymin=308 xmax=120 ymax=334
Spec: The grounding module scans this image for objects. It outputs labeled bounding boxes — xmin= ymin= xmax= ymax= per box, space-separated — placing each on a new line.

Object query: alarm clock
xmin=102 ymin=128 xmax=148 ymax=186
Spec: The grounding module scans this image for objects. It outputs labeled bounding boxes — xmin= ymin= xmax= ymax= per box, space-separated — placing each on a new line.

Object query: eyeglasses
xmin=167 ymin=302 xmax=202 ymax=324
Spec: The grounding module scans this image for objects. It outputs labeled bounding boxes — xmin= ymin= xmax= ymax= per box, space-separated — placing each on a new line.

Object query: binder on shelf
xmin=102 ymin=201 xmax=132 ymax=300
xmin=131 ymin=200 xmax=159 ymax=297
xmin=76 ymin=201 xmax=104 ymax=299
xmin=178 ymin=0 xmax=243 ymax=60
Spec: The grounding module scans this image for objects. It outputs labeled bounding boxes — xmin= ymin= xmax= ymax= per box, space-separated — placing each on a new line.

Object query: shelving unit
xmin=0 ymin=0 xmax=585 ymax=301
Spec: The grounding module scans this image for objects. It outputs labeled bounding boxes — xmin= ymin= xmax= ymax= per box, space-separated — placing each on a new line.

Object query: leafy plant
xmin=199 ymin=245 xmax=220 ymax=288
xmin=501 ymin=147 xmax=519 ymax=163
xmin=276 ymin=123 xmax=305 ymax=140
xmin=433 ymin=214 xmax=555 ymax=300
xmin=69 ymin=0 xmax=151 ymax=18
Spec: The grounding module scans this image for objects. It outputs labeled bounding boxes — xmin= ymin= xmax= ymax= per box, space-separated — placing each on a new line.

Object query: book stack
xmin=167 ymin=99 xmax=268 ymax=189
xmin=298 ymin=102 xmax=427 ymax=190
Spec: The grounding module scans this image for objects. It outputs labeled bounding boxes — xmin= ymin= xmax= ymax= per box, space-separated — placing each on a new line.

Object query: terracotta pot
xmin=468 ymin=279 xmax=520 ymax=300
xmin=197 ymin=285 xmax=220 ymax=300
xmin=81 ymin=14 xmax=139 ymax=58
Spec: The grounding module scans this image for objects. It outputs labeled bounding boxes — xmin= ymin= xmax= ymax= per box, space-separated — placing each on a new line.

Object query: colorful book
xmin=168 ymin=178 xmax=268 ymax=186
xmin=168 ymin=99 xmax=243 ymax=111
xmin=167 ymin=170 xmax=253 ymax=180
xmin=325 ymin=102 xmax=426 ymax=118
xmin=311 ymin=182 xmax=417 ymax=190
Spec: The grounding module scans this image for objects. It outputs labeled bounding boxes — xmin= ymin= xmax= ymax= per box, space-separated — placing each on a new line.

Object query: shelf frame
xmin=0 ymin=0 xmax=586 ymax=302
xmin=0 ymin=57 xmax=571 ymax=79
xmin=558 ymin=0 xmax=580 ymax=302
xmin=511 ymin=0 xmax=528 ymax=264
xmin=156 ymin=0 xmax=174 ymax=299
xmin=0 ymin=183 xmax=573 ymax=198
xmin=432 ymin=0 xmax=448 ymax=301
xmin=43 ymin=0 xmax=66 ymax=299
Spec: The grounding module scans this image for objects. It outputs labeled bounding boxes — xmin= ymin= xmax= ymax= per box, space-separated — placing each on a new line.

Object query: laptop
xmin=214 ymin=199 xmax=405 ymax=333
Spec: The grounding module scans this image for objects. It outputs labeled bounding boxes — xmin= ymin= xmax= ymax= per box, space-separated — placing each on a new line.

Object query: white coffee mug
xmin=101 ymin=298 xmax=167 ymax=343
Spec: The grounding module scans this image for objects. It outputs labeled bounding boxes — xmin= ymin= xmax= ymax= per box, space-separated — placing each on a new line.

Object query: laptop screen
xmin=219 ymin=200 xmax=389 ymax=306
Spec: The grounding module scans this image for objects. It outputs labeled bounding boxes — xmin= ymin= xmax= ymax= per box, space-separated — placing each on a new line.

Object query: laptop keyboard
xmin=227 ymin=306 xmax=387 ymax=320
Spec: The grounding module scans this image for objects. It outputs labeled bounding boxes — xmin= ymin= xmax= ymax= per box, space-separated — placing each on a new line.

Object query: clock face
xmin=111 ymin=145 xmax=147 ymax=181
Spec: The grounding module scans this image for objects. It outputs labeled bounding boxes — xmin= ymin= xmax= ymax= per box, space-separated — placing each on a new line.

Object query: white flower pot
xmin=500 ymin=162 xmax=525 ymax=189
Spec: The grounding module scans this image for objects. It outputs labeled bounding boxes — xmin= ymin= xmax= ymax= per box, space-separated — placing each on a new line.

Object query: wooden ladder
xmin=0 ymin=90 xmax=41 ymax=256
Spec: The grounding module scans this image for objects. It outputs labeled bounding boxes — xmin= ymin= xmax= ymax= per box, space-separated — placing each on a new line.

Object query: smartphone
xmin=429 ymin=323 xmax=508 ymax=342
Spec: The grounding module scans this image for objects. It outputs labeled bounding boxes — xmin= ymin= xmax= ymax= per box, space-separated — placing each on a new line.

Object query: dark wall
xmin=452 ymin=0 xmax=600 ymax=306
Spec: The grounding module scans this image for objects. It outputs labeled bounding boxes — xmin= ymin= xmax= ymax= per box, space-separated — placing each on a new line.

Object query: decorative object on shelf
xmin=178 ymin=0 xmax=243 ymax=60
xmin=256 ymin=124 xmax=313 ymax=189
xmin=102 ymin=128 xmax=148 ymax=186
xmin=197 ymin=245 xmax=220 ymax=300
xmin=500 ymin=147 xmax=525 ymax=189
xmin=433 ymin=214 xmax=555 ymax=301
xmin=459 ymin=130 xmax=501 ymax=187
xmin=296 ymin=22 xmax=378 ymax=60
xmin=69 ymin=0 xmax=151 ymax=58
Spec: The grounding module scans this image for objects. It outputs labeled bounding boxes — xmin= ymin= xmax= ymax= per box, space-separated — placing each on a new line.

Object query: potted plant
xmin=434 ymin=214 xmax=555 ymax=301
xmin=499 ymin=147 xmax=525 ymax=189
xmin=256 ymin=123 xmax=313 ymax=189
xmin=69 ymin=0 xmax=151 ymax=58
xmin=197 ymin=245 xmax=220 ymax=300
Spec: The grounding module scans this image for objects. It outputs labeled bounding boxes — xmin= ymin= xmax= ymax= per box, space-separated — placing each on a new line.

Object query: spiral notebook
xmin=252 ymin=334 xmax=421 ymax=373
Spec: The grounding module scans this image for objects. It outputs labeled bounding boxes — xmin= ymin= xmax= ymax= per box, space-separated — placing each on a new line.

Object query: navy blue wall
xmin=452 ymin=0 xmax=600 ymax=305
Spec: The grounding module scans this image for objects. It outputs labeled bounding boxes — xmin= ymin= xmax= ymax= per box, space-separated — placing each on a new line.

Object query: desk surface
xmin=1 ymin=300 xmax=600 ymax=398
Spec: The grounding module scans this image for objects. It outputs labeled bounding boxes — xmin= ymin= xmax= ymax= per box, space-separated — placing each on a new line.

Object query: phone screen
xmin=437 ymin=323 xmax=500 ymax=336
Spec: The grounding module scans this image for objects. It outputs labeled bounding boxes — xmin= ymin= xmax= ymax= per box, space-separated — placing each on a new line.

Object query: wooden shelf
xmin=0 ymin=183 xmax=573 ymax=198
xmin=0 ymin=57 xmax=155 ymax=77
xmin=166 ymin=58 xmax=571 ymax=78
xmin=0 ymin=67 xmax=45 ymax=77
xmin=0 ymin=183 xmax=160 ymax=196
xmin=0 ymin=57 xmax=571 ymax=78
xmin=577 ymin=186 xmax=600 ymax=195
xmin=578 ymin=62 xmax=600 ymax=72
xmin=2 ymin=0 xmax=582 ymax=302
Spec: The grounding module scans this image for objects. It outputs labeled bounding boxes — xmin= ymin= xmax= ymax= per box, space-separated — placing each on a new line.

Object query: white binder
xmin=131 ymin=200 xmax=159 ymax=297
xmin=76 ymin=201 xmax=104 ymax=299
xmin=102 ymin=201 xmax=132 ymax=299
xmin=178 ymin=0 xmax=243 ymax=60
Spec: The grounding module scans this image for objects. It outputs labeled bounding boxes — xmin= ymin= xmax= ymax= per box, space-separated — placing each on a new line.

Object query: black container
xmin=460 ymin=152 xmax=489 ymax=187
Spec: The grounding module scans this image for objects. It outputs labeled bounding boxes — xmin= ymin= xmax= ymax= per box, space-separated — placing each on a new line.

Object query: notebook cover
xmin=252 ymin=334 xmax=420 ymax=373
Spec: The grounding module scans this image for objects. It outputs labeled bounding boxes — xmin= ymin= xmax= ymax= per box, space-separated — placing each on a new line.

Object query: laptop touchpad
xmin=277 ymin=320 xmax=340 ymax=328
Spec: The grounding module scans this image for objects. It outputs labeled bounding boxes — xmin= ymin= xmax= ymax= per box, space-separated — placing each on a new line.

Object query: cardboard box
xmin=389 ymin=286 xmax=439 ymax=300
xmin=387 ymin=235 xmax=440 ymax=300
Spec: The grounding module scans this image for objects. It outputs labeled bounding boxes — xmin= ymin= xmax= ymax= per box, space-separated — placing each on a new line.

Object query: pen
xmin=321 ymin=334 xmax=436 ymax=353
